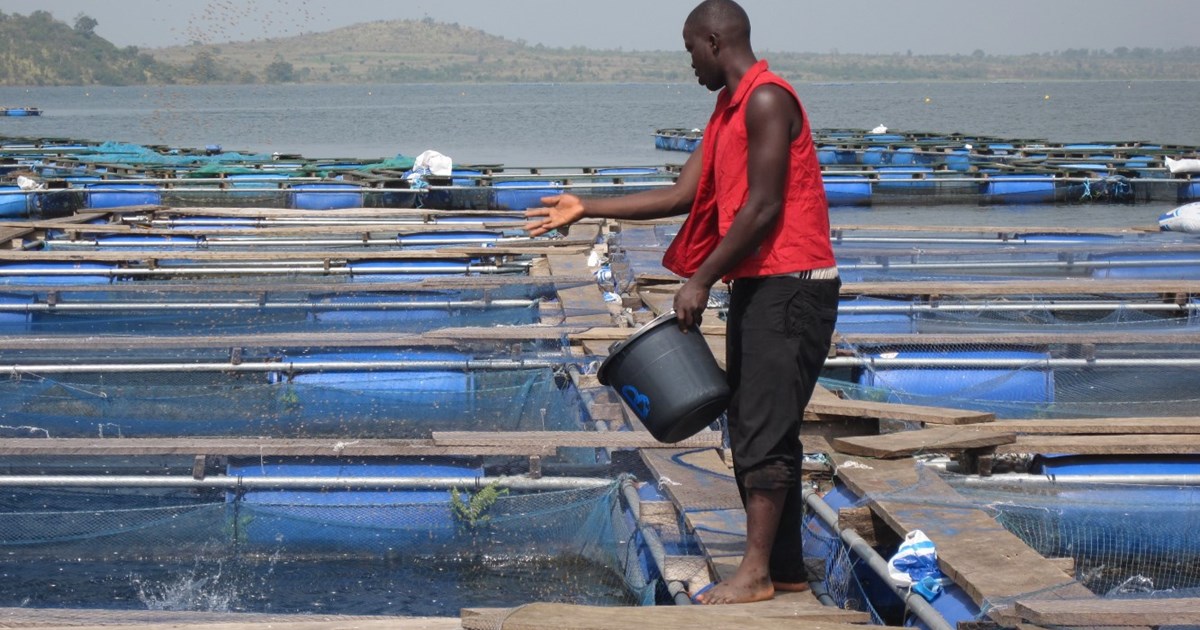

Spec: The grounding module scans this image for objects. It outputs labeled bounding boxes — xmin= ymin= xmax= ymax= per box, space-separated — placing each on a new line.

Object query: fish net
xmin=809 ymin=464 xmax=1200 ymax=628
xmin=0 ymin=479 xmax=657 ymax=617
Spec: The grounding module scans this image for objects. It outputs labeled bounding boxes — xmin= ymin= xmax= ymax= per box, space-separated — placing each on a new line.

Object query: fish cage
xmin=0 ymin=472 xmax=664 ymax=615
xmin=822 ymin=339 xmax=1200 ymax=419
xmin=0 ymin=343 xmax=588 ymax=439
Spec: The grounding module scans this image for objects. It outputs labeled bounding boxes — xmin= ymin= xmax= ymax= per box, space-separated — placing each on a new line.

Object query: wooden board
xmin=808 ymin=385 xmax=995 ymax=425
xmin=996 ymin=434 xmax=1200 ymax=455
xmin=971 ymin=416 xmax=1200 ymax=434
xmin=0 ymin=438 xmax=555 ymax=458
xmin=461 ymin=601 xmax=875 ymax=630
xmin=839 ymin=331 xmax=1200 ymax=345
xmin=830 ymin=454 xmax=1092 ymax=624
xmin=431 ymin=430 xmax=723 ymax=450
xmin=546 ymin=253 xmax=614 ymax=327
xmin=1014 ymin=597 xmax=1200 ymax=626
xmin=0 ymin=608 xmax=461 ymax=629
xmin=831 ymin=426 xmax=1016 ymax=459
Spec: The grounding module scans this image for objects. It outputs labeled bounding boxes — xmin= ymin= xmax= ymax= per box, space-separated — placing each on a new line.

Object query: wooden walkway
xmin=3 ymin=206 xmax=1198 ymax=629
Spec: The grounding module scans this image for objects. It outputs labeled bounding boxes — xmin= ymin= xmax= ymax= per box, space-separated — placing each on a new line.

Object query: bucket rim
xmin=597 ymin=310 xmax=679 ymax=385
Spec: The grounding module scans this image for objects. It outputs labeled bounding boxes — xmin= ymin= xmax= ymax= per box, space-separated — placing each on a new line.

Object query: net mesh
xmin=0 ymin=480 xmax=655 ymax=616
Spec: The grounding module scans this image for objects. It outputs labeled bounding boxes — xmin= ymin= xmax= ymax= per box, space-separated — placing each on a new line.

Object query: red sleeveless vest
xmin=662 ymin=60 xmax=835 ymax=281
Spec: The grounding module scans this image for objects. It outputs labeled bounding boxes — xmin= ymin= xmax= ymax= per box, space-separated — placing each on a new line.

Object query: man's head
xmin=683 ymin=0 xmax=753 ymax=91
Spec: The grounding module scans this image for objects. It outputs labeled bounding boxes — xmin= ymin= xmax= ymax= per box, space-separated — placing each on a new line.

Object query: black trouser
xmin=725 ymin=274 xmax=840 ymax=582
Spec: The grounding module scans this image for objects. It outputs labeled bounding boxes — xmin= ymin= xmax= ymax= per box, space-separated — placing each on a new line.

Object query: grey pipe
xmin=0 ymin=264 xmax=525 ymax=277
xmin=802 ymin=488 xmax=955 ymax=630
xmin=839 ymin=301 xmax=1197 ymax=314
xmin=954 ymin=473 xmax=1200 ymax=486
xmin=840 ymin=257 xmax=1200 ymax=273
xmin=0 ymin=299 xmax=538 ymax=312
xmin=619 ymin=478 xmax=692 ymax=606
xmin=0 ymin=474 xmax=612 ymax=491
xmin=824 ymin=357 xmax=1200 ymax=369
xmin=6 ymin=358 xmax=562 ymax=375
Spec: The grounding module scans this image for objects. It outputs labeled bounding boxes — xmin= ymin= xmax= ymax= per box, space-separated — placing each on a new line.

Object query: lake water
xmin=2 ymin=80 xmax=1198 ymax=226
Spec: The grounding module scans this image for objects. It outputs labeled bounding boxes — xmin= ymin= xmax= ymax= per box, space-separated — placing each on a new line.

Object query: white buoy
xmin=1159 ymin=202 xmax=1200 ymax=233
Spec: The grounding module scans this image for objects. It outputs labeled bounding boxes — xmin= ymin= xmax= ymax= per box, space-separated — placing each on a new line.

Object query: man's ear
xmin=708 ymin=32 xmax=721 ymax=55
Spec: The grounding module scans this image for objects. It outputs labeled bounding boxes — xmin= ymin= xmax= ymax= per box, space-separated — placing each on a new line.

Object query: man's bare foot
xmin=773 ymin=580 xmax=811 ymax=593
xmin=694 ymin=575 xmax=774 ymax=605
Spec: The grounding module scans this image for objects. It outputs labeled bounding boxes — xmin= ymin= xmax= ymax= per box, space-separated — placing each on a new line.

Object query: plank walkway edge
xmin=0 ymin=438 xmax=555 ymax=457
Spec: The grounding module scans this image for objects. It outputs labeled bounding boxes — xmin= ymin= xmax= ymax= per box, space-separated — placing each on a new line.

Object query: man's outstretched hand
xmin=523 ymin=193 xmax=585 ymax=237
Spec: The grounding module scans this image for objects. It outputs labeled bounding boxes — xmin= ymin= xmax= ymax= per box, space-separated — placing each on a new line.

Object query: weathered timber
xmin=461 ymin=601 xmax=874 ymax=630
xmin=1014 ymin=597 xmax=1200 ymax=626
xmin=431 ymin=430 xmax=722 ymax=450
xmin=996 ymin=434 xmax=1200 ymax=455
xmin=831 ymin=426 xmax=1016 ymax=459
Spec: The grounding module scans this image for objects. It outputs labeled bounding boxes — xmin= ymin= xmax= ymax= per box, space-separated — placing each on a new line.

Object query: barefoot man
xmin=525 ymin=0 xmax=839 ymax=605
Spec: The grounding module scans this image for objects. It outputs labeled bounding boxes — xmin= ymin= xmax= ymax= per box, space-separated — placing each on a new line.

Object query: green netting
xmin=0 ymin=481 xmax=656 ymax=614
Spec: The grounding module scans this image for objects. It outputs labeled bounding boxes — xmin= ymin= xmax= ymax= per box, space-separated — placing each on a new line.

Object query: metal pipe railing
xmin=0 ymin=474 xmax=612 ymax=490
xmin=802 ymin=488 xmax=955 ymax=630
xmin=4 ymin=358 xmax=562 ymax=375
xmin=824 ymin=356 xmax=1200 ymax=369
xmin=619 ymin=478 xmax=692 ymax=606
xmin=0 ymin=299 xmax=539 ymax=313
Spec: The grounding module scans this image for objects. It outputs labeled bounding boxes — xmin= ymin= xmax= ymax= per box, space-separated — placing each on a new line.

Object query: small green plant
xmin=449 ymin=481 xmax=508 ymax=532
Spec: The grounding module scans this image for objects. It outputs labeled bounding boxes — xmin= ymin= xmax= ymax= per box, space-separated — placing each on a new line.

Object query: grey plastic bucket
xmin=597 ymin=311 xmax=729 ymax=443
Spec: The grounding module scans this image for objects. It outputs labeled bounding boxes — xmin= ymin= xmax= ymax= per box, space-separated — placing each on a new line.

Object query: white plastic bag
xmin=887 ymin=529 xmax=942 ymax=587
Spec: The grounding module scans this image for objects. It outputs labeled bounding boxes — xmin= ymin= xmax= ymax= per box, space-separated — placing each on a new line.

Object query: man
xmin=524 ymin=0 xmax=839 ymax=605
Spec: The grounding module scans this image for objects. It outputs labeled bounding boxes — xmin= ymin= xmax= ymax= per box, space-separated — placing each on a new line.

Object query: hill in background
xmin=2 ymin=11 xmax=1199 ymax=86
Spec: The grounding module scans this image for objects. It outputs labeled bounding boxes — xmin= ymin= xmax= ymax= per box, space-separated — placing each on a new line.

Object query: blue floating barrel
xmin=857 ymin=349 xmax=1054 ymax=408
xmin=85 ymin=183 xmax=162 ymax=209
xmin=1023 ymin=455 xmax=1200 ymax=557
xmin=1089 ymin=251 xmax=1200 ymax=280
xmin=0 ymin=262 xmax=115 ymax=285
xmin=0 ymin=186 xmax=33 ymax=218
xmin=492 ymin=180 xmax=562 ymax=210
xmin=1179 ymin=180 xmax=1200 ymax=203
xmin=227 ymin=457 xmax=483 ymax=552
xmin=861 ymin=146 xmax=888 ymax=166
xmin=290 ymin=182 xmax=364 ymax=210
xmin=944 ymin=150 xmax=972 ymax=172
xmin=984 ymin=174 xmax=1057 ymax=204
xmin=268 ymin=350 xmax=475 ymax=428
xmin=0 ymin=293 xmax=33 ymax=331
xmin=823 ymin=176 xmax=872 ymax=207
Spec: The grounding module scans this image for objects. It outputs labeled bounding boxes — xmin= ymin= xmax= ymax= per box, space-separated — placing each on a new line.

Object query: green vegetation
xmin=2 ymin=10 xmax=1199 ymax=86
xmin=0 ymin=10 xmax=177 ymax=85
xmin=449 ymin=481 xmax=508 ymax=533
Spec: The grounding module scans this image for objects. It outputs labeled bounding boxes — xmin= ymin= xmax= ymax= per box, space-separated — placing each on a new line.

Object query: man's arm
xmin=673 ymin=84 xmax=798 ymax=329
xmin=523 ymin=147 xmax=703 ymax=236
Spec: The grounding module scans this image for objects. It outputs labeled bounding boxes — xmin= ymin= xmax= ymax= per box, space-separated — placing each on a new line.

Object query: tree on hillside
xmin=73 ymin=13 xmax=98 ymax=36
xmin=265 ymin=55 xmax=295 ymax=83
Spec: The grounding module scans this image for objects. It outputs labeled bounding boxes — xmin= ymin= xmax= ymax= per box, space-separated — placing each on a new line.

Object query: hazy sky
xmin=4 ymin=0 xmax=1197 ymax=55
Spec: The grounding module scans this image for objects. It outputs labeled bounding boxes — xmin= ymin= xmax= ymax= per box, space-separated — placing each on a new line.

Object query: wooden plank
xmin=1014 ymin=597 xmax=1200 ymax=626
xmin=462 ymin=601 xmax=873 ymax=630
xmin=546 ymin=252 xmax=613 ymax=327
xmin=830 ymin=454 xmax=1093 ymax=624
xmin=971 ymin=416 xmax=1200 ymax=435
xmin=996 ymin=434 xmax=1200 ymax=455
xmin=0 ymin=438 xmax=555 ymax=458
xmin=807 ymin=387 xmax=995 ymax=426
xmin=831 ymin=426 xmax=1016 ymax=459
xmin=0 ymin=608 xmax=461 ymax=629
xmin=431 ymin=430 xmax=723 ymax=450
